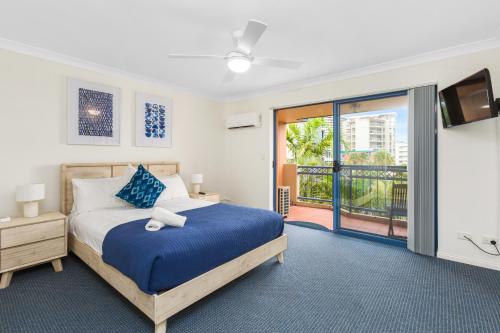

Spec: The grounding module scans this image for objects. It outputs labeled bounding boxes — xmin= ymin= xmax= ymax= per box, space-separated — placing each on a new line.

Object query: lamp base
xmin=23 ymin=201 xmax=39 ymax=218
xmin=192 ymin=184 xmax=201 ymax=194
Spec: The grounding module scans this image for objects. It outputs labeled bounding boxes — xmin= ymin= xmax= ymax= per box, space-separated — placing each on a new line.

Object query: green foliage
xmin=344 ymin=152 xmax=369 ymax=165
xmin=299 ymin=174 xmax=333 ymax=203
xmin=285 ymin=117 xmax=406 ymax=220
xmin=370 ymin=150 xmax=395 ymax=165
xmin=286 ymin=118 xmax=333 ymax=166
xmin=286 ymin=117 xmax=395 ymax=167
xmin=342 ymin=150 xmax=395 ymax=166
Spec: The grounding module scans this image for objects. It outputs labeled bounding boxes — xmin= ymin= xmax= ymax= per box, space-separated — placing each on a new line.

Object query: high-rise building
xmin=395 ymin=142 xmax=408 ymax=166
xmin=322 ymin=116 xmax=334 ymax=163
xmin=341 ymin=112 xmax=396 ymax=156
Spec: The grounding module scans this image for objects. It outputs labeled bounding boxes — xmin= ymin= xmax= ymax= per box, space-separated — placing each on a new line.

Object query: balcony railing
xmin=297 ymin=164 xmax=407 ymax=219
xmin=297 ymin=166 xmax=334 ymax=204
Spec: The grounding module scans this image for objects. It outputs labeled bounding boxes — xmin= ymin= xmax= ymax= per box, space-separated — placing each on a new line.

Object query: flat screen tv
xmin=439 ymin=68 xmax=498 ymax=128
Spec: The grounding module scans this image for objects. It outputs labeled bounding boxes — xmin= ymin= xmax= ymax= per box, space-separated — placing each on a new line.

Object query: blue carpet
xmin=1 ymin=224 xmax=500 ymax=332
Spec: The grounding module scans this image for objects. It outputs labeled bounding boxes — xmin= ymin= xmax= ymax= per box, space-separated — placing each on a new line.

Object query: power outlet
xmin=457 ymin=232 xmax=472 ymax=240
xmin=481 ymin=235 xmax=498 ymax=245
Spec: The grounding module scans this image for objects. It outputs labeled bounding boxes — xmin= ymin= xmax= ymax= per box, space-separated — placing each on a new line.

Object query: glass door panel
xmin=274 ymin=103 xmax=335 ymax=230
xmin=334 ymin=92 xmax=409 ymax=241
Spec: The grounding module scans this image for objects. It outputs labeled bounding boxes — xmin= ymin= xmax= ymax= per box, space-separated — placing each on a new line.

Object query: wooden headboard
xmin=60 ymin=161 xmax=180 ymax=215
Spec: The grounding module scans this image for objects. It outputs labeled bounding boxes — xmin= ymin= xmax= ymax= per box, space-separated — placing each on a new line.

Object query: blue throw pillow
xmin=116 ymin=165 xmax=166 ymax=208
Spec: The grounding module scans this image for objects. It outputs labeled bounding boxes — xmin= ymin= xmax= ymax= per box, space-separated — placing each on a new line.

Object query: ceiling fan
xmin=168 ymin=20 xmax=303 ymax=82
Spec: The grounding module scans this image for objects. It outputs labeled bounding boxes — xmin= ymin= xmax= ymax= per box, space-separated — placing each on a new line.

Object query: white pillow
xmin=156 ymin=174 xmax=190 ymax=202
xmin=71 ymin=165 xmax=136 ymax=214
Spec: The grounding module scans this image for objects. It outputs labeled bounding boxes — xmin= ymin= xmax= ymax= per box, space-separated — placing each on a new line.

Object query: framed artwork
xmin=67 ymin=79 xmax=120 ymax=145
xmin=135 ymin=92 xmax=172 ymax=148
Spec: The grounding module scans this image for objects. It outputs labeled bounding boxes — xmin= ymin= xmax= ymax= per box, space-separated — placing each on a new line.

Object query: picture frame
xmin=67 ymin=78 xmax=120 ymax=145
xmin=135 ymin=92 xmax=172 ymax=148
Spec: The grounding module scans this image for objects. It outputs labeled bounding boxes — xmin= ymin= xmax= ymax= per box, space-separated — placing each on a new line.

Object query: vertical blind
xmin=407 ymin=85 xmax=437 ymax=256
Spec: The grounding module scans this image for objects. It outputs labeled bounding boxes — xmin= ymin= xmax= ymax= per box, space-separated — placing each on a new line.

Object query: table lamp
xmin=16 ymin=184 xmax=45 ymax=218
xmin=191 ymin=174 xmax=203 ymax=194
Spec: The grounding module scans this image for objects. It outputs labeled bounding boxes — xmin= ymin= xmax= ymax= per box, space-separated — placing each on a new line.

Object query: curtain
xmin=407 ymin=85 xmax=437 ymax=256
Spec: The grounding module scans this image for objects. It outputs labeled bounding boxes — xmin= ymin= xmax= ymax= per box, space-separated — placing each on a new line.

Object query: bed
xmin=61 ymin=162 xmax=288 ymax=333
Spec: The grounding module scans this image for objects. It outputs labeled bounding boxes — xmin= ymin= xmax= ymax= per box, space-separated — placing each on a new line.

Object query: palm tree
xmin=286 ymin=118 xmax=334 ymax=202
xmin=370 ymin=150 xmax=395 ymax=165
xmin=286 ymin=118 xmax=333 ymax=166
xmin=344 ymin=152 xmax=369 ymax=165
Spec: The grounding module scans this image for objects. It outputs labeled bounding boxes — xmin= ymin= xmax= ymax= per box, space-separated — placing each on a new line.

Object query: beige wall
xmin=221 ymin=47 xmax=500 ymax=270
xmin=2 ymin=45 xmax=500 ymax=271
xmin=0 ymin=49 xmax=225 ymax=216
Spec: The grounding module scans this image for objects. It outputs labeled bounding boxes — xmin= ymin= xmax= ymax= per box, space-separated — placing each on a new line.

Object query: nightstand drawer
xmin=0 ymin=219 xmax=65 ymax=249
xmin=0 ymin=237 xmax=65 ymax=271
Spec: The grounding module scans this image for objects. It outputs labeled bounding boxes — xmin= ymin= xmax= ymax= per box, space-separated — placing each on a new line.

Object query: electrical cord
xmin=463 ymin=236 xmax=500 ymax=256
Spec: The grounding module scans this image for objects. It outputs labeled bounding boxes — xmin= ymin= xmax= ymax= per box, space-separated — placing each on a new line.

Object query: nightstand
xmin=0 ymin=212 xmax=67 ymax=289
xmin=189 ymin=192 xmax=220 ymax=203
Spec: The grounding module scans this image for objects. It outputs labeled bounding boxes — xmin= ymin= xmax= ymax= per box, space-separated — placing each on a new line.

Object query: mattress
xmin=69 ymin=197 xmax=215 ymax=254
xmin=101 ymin=203 xmax=284 ymax=294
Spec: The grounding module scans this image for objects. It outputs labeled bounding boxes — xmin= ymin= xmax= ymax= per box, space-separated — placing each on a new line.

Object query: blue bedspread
xmin=102 ymin=203 xmax=284 ymax=294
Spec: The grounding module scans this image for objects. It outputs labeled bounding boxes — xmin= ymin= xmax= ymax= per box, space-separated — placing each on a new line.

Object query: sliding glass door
xmin=272 ymin=91 xmax=410 ymax=246
xmin=273 ymin=103 xmax=335 ymax=230
xmin=333 ymin=91 xmax=409 ymax=245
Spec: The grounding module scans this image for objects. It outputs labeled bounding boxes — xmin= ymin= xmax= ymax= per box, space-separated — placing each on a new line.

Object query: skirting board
xmin=437 ymin=251 xmax=500 ymax=271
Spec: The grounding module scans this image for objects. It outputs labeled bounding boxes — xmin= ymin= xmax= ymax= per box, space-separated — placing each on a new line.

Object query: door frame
xmin=333 ymin=90 xmax=408 ymax=247
xmin=272 ymin=90 xmax=409 ymax=248
xmin=273 ymin=109 xmax=277 ymax=211
xmin=272 ymin=101 xmax=335 ymax=212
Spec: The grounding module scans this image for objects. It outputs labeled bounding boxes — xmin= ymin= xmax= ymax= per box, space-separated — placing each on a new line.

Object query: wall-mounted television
xmin=439 ymin=68 xmax=498 ymax=128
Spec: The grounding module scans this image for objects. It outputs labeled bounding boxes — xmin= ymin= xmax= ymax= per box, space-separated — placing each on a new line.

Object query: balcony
xmin=281 ymin=164 xmax=408 ymax=238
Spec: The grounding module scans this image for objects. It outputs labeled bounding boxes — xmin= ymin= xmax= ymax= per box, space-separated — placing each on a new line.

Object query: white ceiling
xmin=1 ymin=0 xmax=500 ymax=100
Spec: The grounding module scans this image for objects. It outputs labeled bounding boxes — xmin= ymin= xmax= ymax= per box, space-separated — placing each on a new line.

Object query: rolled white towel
xmin=145 ymin=219 xmax=164 ymax=232
xmin=144 ymin=207 xmax=187 ymax=231
xmin=153 ymin=207 xmax=187 ymax=227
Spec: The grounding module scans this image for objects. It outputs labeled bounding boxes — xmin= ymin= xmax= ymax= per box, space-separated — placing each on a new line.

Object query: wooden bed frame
xmin=61 ymin=162 xmax=288 ymax=333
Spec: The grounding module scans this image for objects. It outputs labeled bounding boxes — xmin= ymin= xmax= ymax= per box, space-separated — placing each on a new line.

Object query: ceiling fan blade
xmin=168 ymin=54 xmax=225 ymax=59
xmin=237 ymin=20 xmax=268 ymax=54
xmin=222 ymin=70 xmax=236 ymax=83
xmin=253 ymin=57 xmax=302 ymax=69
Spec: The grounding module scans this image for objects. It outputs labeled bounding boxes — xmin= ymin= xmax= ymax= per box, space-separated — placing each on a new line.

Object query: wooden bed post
xmin=154 ymin=320 xmax=167 ymax=333
xmin=276 ymin=252 xmax=284 ymax=264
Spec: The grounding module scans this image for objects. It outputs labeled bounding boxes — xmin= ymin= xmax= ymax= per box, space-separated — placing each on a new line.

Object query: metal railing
xmin=297 ymin=164 xmax=407 ymax=219
xmin=297 ymin=166 xmax=334 ymax=204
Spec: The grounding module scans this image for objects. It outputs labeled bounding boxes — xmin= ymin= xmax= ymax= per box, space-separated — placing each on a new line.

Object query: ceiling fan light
xmin=227 ymin=57 xmax=251 ymax=73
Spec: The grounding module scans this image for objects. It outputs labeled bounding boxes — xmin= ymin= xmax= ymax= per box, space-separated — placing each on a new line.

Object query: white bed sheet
xmin=69 ymin=197 xmax=216 ymax=254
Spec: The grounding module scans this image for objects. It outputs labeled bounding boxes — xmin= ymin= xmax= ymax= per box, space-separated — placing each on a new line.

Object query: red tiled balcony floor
xmin=285 ymin=205 xmax=407 ymax=238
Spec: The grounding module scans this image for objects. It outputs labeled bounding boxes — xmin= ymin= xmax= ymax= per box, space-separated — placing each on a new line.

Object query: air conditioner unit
xmin=277 ymin=186 xmax=290 ymax=218
xmin=225 ymin=112 xmax=261 ymax=129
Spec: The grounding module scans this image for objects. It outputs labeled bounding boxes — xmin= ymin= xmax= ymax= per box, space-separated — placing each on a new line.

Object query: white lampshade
xmin=16 ymin=184 xmax=45 ymax=202
xmin=191 ymin=174 xmax=203 ymax=184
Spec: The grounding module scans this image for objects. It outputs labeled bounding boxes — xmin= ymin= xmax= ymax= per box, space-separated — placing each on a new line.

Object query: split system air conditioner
xmin=225 ymin=112 xmax=261 ymax=129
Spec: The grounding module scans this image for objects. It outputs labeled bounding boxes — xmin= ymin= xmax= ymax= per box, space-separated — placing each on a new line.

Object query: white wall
xmin=2 ymin=45 xmax=500 ymax=271
xmin=221 ymin=47 xmax=500 ymax=270
xmin=0 ymin=49 xmax=225 ymax=216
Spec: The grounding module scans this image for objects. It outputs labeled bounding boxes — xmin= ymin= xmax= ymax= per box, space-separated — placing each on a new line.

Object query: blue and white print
xmin=135 ymin=92 xmax=172 ymax=148
xmin=68 ymin=79 xmax=120 ymax=146
xmin=78 ymin=88 xmax=113 ymax=137
xmin=144 ymin=103 xmax=166 ymax=139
